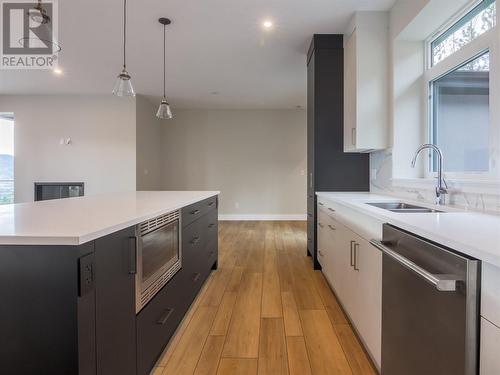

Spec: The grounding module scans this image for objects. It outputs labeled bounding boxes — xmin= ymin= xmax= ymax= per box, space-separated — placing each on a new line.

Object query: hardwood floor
xmin=154 ymin=221 xmax=377 ymax=375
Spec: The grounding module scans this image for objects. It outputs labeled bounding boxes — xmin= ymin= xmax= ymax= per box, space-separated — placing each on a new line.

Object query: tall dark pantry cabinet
xmin=307 ymin=34 xmax=369 ymax=269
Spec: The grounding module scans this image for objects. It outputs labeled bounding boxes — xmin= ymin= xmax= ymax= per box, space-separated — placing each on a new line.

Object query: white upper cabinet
xmin=344 ymin=12 xmax=389 ymax=153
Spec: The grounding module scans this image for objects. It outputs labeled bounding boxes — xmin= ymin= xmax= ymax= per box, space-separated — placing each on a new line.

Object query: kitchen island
xmin=0 ymin=191 xmax=220 ymax=375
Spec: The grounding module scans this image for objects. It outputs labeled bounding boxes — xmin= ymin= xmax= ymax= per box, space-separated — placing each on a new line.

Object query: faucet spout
xmin=411 ymin=144 xmax=447 ymax=205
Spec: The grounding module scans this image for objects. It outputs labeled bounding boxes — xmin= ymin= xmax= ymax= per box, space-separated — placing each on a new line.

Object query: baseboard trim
xmin=218 ymin=214 xmax=307 ymax=221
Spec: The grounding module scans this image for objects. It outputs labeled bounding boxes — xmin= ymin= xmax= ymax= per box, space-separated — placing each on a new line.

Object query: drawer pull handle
xmin=353 ymin=243 xmax=360 ymax=271
xmin=318 ymin=222 xmax=324 ymax=228
xmin=190 ymin=236 xmax=201 ymax=244
xmin=318 ymin=202 xmax=324 ymax=206
xmin=208 ymin=223 xmax=216 ymax=228
xmin=128 ymin=237 xmax=137 ymax=275
xmin=192 ymin=272 xmax=201 ymax=282
xmin=208 ymin=201 xmax=214 ymax=206
xmin=318 ymin=250 xmax=325 ymax=257
xmin=328 ymin=225 xmax=336 ymax=231
xmin=350 ymin=241 xmax=355 ymax=267
xmin=191 ymin=209 xmax=201 ymax=215
xmin=157 ymin=308 xmax=174 ymax=325
xmin=328 ymin=208 xmax=335 ymax=212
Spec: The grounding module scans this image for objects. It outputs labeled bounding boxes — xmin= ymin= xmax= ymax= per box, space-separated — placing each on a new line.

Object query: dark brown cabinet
xmin=94 ymin=227 xmax=137 ymax=375
xmin=307 ymin=34 xmax=369 ymax=269
xmin=0 ymin=243 xmax=96 ymax=375
xmin=136 ymin=197 xmax=218 ymax=375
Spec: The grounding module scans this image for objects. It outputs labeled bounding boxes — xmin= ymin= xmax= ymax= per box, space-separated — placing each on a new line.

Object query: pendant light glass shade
xmin=157 ymin=98 xmax=173 ymax=119
xmin=113 ymin=0 xmax=135 ymax=97
xmin=113 ymin=68 xmax=135 ymax=97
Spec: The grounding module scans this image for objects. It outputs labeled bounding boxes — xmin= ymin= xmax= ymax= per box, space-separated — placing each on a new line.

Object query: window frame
xmin=424 ymin=0 xmax=499 ymax=181
xmin=0 ymin=114 xmax=14 ymax=205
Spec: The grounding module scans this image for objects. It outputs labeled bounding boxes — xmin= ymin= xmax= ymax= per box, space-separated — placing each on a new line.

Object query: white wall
xmin=160 ymin=109 xmax=307 ymax=219
xmin=0 ymin=95 xmax=136 ymax=203
xmin=136 ymin=95 xmax=163 ymax=190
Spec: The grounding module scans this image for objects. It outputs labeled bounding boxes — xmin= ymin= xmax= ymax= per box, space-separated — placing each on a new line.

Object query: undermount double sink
xmin=366 ymin=202 xmax=445 ymax=213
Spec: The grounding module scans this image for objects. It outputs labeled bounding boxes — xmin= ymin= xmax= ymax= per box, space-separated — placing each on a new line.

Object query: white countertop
xmin=317 ymin=192 xmax=500 ymax=267
xmin=0 ymin=191 xmax=219 ymax=246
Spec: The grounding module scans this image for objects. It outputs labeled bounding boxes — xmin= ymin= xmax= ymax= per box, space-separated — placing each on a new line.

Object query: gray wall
xmin=161 ymin=109 xmax=307 ymax=218
xmin=136 ymin=95 xmax=163 ymax=190
xmin=0 ymin=95 xmax=136 ymax=203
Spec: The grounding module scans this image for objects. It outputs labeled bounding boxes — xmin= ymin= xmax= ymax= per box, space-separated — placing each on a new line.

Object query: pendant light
xmin=156 ymin=17 xmax=173 ymax=119
xmin=28 ymin=0 xmax=50 ymax=24
xmin=113 ymin=0 xmax=135 ymax=97
xmin=20 ymin=0 xmax=62 ymax=53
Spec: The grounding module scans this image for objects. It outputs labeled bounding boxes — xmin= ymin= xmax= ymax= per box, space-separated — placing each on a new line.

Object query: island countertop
xmin=0 ymin=191 xmax=220 ymax=246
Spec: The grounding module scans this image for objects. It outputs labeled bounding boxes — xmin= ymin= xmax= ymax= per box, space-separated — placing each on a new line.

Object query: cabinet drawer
xmin=182 ymin=209 xmax=218 ymax=302
xmin=183 ymin=210 xmax=218 ymax=266
xmin=182 ymin=196 xmax=218 ymax=227
xmin=480 ymin=318 xmax=500 ymax=375
xmin=481 ymin=262 xmax=500 ymax=327
xmin=320 ymin=202 xmax=337 ymax=220
xmin=136 ymin=271 xmax=186 ymax=375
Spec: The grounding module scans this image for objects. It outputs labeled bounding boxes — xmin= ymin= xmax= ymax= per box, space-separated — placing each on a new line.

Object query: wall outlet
xmin=59 ymin=137 xmax=72 ymax=146
xmin=300 ymin=169 xmax=306 ymax=176
xmin=235 ymin=202 xmax=240 ymax=209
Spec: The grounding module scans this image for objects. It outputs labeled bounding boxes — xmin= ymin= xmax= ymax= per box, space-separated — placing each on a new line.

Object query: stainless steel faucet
xmin=411 ymin=144 xmax=447 ymax=205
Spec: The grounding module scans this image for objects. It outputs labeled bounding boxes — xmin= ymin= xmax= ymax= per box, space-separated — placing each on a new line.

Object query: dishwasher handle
xmin=370 ymin=239 xmax=460 ymax=292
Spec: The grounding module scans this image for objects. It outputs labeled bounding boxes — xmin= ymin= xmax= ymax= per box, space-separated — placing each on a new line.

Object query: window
xmin=426 ymin=0 xmax=498 ymax=178
xmin=0 ymin=114 xmax=14 ymax=204
xmin=431 ymin=52 xmax=490 ymax=172
xmin=431 ymin=0 xmax=496 ymax=66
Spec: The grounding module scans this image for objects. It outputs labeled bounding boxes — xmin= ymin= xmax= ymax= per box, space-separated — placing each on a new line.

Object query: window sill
xmin=392 ymin=178 xmax=500 ymax=196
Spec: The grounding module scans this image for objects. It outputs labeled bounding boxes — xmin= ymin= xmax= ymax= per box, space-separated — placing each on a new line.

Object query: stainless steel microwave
xmin=135 ymin=210 xmax=181 ymax=313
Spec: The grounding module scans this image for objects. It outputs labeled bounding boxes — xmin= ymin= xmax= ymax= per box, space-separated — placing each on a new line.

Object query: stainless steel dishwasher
xmin=371 ymin=224 xmax=480 ymax=375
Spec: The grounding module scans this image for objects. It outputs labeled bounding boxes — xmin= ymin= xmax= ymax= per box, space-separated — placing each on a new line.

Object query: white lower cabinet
xmin=481 ymin=318 xmax=500 ymax=375
xmin=350 ymin=231 xmax=382 ymax=367
xmin=317 ymin=209 xmax=333 ymax=273
xmin=317 ymin=207 xmax=382 ymax=368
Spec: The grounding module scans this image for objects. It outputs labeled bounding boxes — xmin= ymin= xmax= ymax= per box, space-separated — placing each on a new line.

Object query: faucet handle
xmin=442 ymin=177 xmax=448 ymax=190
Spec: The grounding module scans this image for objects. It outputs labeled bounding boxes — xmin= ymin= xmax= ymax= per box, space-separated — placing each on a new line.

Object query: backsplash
xmin=370 ymin=150 xmax=500 ymax=215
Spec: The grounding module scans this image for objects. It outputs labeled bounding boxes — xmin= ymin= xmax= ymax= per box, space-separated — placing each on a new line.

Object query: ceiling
xmin=0 ymin=0 xmax=395 ymax=109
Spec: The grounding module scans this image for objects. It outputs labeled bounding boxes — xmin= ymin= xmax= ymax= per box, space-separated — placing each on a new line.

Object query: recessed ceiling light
xmin=262 ymin=20 xmax=273 ymax=30
xmin=53 ymin=68 xmax=63 ymax=75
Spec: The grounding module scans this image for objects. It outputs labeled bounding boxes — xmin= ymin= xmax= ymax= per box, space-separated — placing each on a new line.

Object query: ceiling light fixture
xmin=156 ymin=17 xmax=173 ymax=120
xmin=53 ymin=68 xmax=62 ymax=75
xmin=19 ymin=0 xmax=61 ymax=53
xmin=28 ymin=0 xmax=50 ymax=24
xmin=262 ymin=20 xmax=274 ymax=29
xmin=112 ymin=0 xmax=135 ymax=97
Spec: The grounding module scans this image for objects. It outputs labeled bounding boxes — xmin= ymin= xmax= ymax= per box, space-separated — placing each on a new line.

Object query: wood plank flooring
xmin=154 ymin=221 xmax=377 ymax=375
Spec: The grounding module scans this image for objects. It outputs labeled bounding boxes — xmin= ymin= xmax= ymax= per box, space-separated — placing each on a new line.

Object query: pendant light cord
xmin=163 ymin=24 xmax=166 ymax=98
xmin=123 ymin=0 xmax=127 ymax=70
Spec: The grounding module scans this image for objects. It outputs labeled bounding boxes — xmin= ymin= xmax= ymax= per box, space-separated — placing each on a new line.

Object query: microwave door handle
xmin=370 ymin=239 xmax=460 ymax=292
xmin=128 ymin=237 xmax=137 ymax=275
